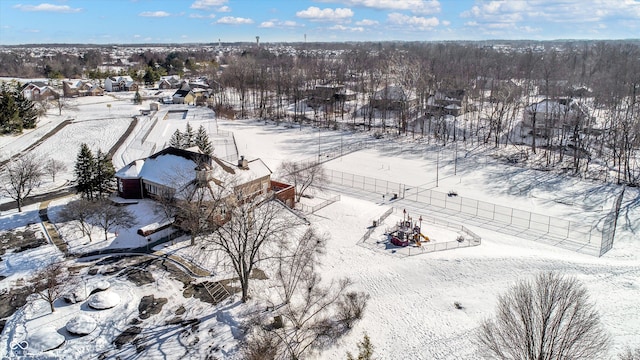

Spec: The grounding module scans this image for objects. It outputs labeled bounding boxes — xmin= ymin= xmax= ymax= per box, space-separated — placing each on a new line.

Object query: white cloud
xmin=387 ymin=13 xmax=439 ymax=30
xmin=216 ymin=16 xmax=254 ymax=25
xmin=139 ymin=11 xmax=171 ymax=17
xmin=442 ymin=20 xmax=450 ymax=26
xmin=461 ymin=0 xmax=640 ymax=25
xmin=190 ymin=0 xmax=227 ymax=10
xmin=190 ymin=13 xmax=216 ymax=19
xmin=329 ymin=24 xmax=364 ymax=32
xmin=217 ymin=6 xmax=231 ymax=12
xmin=316 ymin=0 xmax=440 ymax=14
xmin=13 ymin=3 xmax=82 ymax=13
xmin=355 ymin=19 xmax=379 ymax=26
xmin=133 ymin=34 xmax=141 ymax=38
xmin=260 ymin=20 xmax=303 ymax=28
xmin=295 ymin=6 xmax=354 ymax=22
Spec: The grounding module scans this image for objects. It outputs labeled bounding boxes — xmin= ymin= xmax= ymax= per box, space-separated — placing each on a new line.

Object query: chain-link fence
xmin=358 ymin=208 xmax=481 ymax=257
xmin=326 ymin=168 xmax=616 ymax=257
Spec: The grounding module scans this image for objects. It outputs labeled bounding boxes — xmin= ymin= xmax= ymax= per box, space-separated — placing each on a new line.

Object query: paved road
xmin=0 ymin=186 xmax=76 ymax=212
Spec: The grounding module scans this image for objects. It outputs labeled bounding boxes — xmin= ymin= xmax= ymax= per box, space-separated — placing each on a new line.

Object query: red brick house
xmin=115 ymin=147 xmax=295 ymax=208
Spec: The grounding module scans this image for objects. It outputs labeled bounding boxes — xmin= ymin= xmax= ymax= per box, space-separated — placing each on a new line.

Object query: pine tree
xmin=195 ymin=125 xmax=213 ymax=155
xmin=75 ymin=143 xmax=96 ymax=200
xmin=18 ymin=92 xmax=38 ymax=129
xmin=133 ymin=90 xmax=142 ymax=105
xmin=347 ymin=333 xmax=375 ymax=360
xmin=94 ymin=150 xmax=115 ymax=198
xmin=0 ymin=85 xmax=21 ymax=134
xmin=169 ymin=129 xmax=184 ymax=148
xmin=184 ymin=122 xmax=195 ymax=148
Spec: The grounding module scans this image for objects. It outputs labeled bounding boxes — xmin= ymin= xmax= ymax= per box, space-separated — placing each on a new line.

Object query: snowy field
xmin=1 ymin=96 xmax=639 ymax=359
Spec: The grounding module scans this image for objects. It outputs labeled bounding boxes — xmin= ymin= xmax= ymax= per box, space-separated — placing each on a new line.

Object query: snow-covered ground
xmin=1 ymin=95 xmax=639 ymax=359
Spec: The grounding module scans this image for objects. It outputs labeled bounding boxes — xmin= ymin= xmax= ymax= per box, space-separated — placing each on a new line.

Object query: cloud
xmin=139 ymin=11 xmax=171 ymax=17
xmin=316 ymin=0 xmax=440 ymax=14
xmin=217 ymin=6 xmax=231 ymax=12
xmin=13 ymin=3 xmax=81 ymax=13
xmin=460 ymin=0 xmax=640 ymax=26
xmin=190 ymin=13 xmax=216 ymax=19
xmin=216 ymin=16 xmax=254 ymax=25
xmin=387 ymin=13 xmax=439 ymax=30
xmin=190 ymin=0 xmax=227 ymax=10
xmin=296 ymin=6 xmax=354 ymax=22
xmin=329 ymin=24 xmax=364 ymax=32
xmin=259 ymin=20 xmax=303 ymax=28
xmin=355 ymin=19 xmax=379 ymax=26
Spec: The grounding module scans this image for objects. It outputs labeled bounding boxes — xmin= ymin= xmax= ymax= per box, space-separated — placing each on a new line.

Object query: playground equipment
xmin=388 ymin=212 xmax=430 ymax=247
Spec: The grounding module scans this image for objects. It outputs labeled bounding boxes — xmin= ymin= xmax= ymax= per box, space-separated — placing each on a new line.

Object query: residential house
xmin=425 ymin=89 xmax=467 ymax=117
xmin=172 ymin=88 xmax=195 ymax=105
xmin=20 ymin=82 xmax=59 ymax=101
xmin=158 ymin=75 xmax=181 ymax=89
xmin=62 ymin=80 xmax=104 ymax=97
xmin=523 ymin=98 xmax=593 ymax=132
xmin=371 ymin=85 xmax=417 ymax=110
xmin=308 ymin=83 xmax=356 ymax=107
xmin=104 ymin=76 xmax=138 ymax=92
xmin=114 ymin=147 xmax=295 ymax=209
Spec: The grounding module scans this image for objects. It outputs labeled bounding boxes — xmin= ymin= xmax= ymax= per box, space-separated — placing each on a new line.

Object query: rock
xmin=88 ymin=291 xmax=120 ymax=310
xmin=66 ymin=314 xmax=98 ymax=335
xmin=28 ymin=327 xmax=66 ymax=352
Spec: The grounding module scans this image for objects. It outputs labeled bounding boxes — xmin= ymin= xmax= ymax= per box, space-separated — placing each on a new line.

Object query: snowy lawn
xmin=0 ymin=104 xmax=638 ymax=359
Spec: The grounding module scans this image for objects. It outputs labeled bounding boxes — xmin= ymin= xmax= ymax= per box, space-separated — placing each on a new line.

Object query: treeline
xmin=207 ymin=41 xmax=640 ymax=185
xmin=2 ymin=41 xmax=638 ymax=184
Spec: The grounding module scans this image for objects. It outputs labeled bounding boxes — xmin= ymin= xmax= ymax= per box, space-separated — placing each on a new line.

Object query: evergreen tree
xmin=169 ymin=129 xmax=184 ymax=148
xmin=184 ymin=122 xmax=195 ymax=148
xmin=17 ymin=92 xmax=37 ymax=129
xmin=195 ymin=125 xmax=213 ymax=155
xmin=0 ymin=89 xmax=20 ymax=133
xmin=133 ymin=90 xmax=142 ymax=105
xmin=94 ymin=150 xmax=115 ymax=198
xmin=74 ymin=143 xmax=96 ymax=200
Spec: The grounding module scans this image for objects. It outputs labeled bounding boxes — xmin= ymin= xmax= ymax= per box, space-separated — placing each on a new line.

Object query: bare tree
xmin=476 ymin=272 xmax=610 ymax=360
xmin=55 ymin=96 xmax=66 ymax=116
xmin=208 ymin=195 xmax=298 ymax=303
xmin=31 ymin=262 xmax=74 ymax=313
xmin=93 ymin=199 xmax=135 ymax=241
xmin=57 ymin=198 xmax=100 ymax=242
xmin=278 ymin=160 xmax=328 ymax=203
xmin=44 ymin=158 xmax=67 ymax=182
xmin=1 ymin=154 xmax=44 ymax=212
xmin=245 ymin=275 xmax=368 ymax=360
xmin=276 ymin=227 xmax=326 ymax=304
xmin=619 ymin=347 xmax=640 ymax=360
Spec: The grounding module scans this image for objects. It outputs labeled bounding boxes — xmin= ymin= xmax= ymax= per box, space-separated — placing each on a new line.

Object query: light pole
xmin=436 ymin=146 xmax=440 ymax=187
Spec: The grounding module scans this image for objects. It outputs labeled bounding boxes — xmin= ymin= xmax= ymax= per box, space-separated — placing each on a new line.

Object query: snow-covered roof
xmin=225 ymin=158 xmax=272 ymax=185
xmin=116 ymin=148 xmax=272 ymax=195
xmin=138 ymin=154 xmax=198 ymax=186
xmin=526 ymin=99 xmax=569 ymax=114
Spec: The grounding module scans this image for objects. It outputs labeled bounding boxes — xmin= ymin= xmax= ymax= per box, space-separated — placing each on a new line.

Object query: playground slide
xmin=420 ymin=233 xmax=430 ymax=242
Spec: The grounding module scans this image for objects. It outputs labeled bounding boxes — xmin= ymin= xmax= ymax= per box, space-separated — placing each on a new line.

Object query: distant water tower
xmin=218 ymin=38 xmax=221 ymax=47
xmin=304 ymin=33 xmax=307 ymax=43
xmin=256 ymin=36 xmax=260 ymax=47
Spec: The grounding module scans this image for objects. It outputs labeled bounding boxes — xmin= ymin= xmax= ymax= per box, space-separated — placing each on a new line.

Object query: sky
xmin=0 ymin=0 xmax=639 ymax=45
